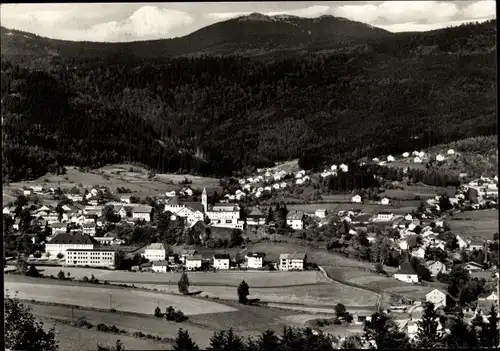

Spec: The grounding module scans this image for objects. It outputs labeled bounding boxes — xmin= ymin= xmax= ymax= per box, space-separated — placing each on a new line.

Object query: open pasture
xmin=5 ymin=281 xmax=237 ymax=316
xmin=37 ymin=266 xmax=320 ymax=287
xmin=448 ymin=209 xmax=499 ymax=240
xmin=5 ymin=164 xmax=221 ymax=200
xmin=382 ymin=185 xmax=444 ymax=200
xmin=317 ymin=194 xmax=352 ymax=202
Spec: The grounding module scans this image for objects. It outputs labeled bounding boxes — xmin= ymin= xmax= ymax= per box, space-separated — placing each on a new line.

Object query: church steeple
xmin=202 ymin=187 xmax=208 ymax=213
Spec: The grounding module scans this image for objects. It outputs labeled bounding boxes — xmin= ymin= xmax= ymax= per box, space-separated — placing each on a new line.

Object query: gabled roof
xmin=48 ymin=233 xmax=94 ymax=245
xmin=286 ymin=210 xmax=304 ymax=221
xmin=133 ymin=206 xmax=152 ymax=213
xmin=145 ymin=243 xmax=165 ymax=251
xmin=183 ymin=202 xmax=204 ymax=213
xmin=186 ymin=254 xmax=202 ymax=261
xmin=166 ymin=196 xmax=182 ymax=206
xmin=247 ymin=207 xmax=265 ymax=218
xmin=152 ymin=260 xmax=169 ymax=266
xmin=280 ymin=252 xmax=306 ymax=260
xmin=213 ymin=253 xmax=230 ymax=260
xmin=181 ymin=249 xmax=197 ymax=255
xmin=395 ymin=261 xmax=417 ymax=275
xmin=246 ymin=252 xmax=266 ymax=258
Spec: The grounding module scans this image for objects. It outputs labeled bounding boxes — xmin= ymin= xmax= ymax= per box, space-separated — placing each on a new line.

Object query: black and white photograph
xmin=1 ymin=1 xmax=498 ymax=350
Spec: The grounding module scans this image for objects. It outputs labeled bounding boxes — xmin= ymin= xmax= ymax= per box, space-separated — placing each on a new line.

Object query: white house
xmin=143 ymin=243 xmax=166 ymax=262
xmin=447 ymin=149 xmax=455 ymax=155
xmin=286 ymin=210 xmax=305 ymax=230
xmin=387 ymin=155 xmax=396 ymax=162
xmin=426 ymin=260 xmax=449 ymax=277
xmin=413 ymin=157 xmax=422 ymax=164
xmin=132 ymin=206 xmax=151 ymax=222
xmin=152 ymin=260 xmax=169 ymax=273
xmin=426 ymin=289 xmax=447 ymax=308
xmin=374 ymin=211 xmax=394 ymax=222
xmin=339 ymin=164 xmax=349 ymax=172
xmin=464 ymin=261 xmax=484 ymax=273
xmin=279 ymin=253 xmax=306 ymax=271
xmin=410 ymin=247 xmax=426 ymax=259
xmin=456 ymin=235 xmax=468 ymax=249
xmin=436 ymin=154 xmax=445 ymax=162
xmin=49 ymin=223 xmax=67 ymax=235
xmin=82 ymin=223 xmax=97 ymax=236
xmin=213 ymin=254 xmax=230 ymax=270
xmin=402 ymin=152 xmax=410 ymax=158
xmin=315 ymin=209 xmax=327 ymax=218
xmin=351 ymin=195 xmax=362 ymax=203
xmin=380 ymin=197 xmax=390 ymax=205
xmin=245 ymin=252 xmax=265 ymax=269
xmin=185 ymin=255 xmax=202 ymax=270
xmin=120 ymin=196 xmax=131 ymax=204
xmin=393 ymin=261 xmax=419 ymax=283
xmin=45 ymin=233 xmax=94 ymax=257
xmin=296 ymin=179 xmax=304 ymax=185
xmin=166 ymin=190 xmax=176 ymax=197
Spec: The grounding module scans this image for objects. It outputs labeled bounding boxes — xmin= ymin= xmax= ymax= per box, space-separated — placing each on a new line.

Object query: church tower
xmin=202 ymin=187 xmax=208 ymax=213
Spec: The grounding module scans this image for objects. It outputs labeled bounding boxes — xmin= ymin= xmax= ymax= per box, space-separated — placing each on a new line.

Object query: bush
xmin=165 ymin=306 xmax=188 ymax=323
xmin=154 ymin=306 xmax=163 ymax=318
xmin=96 ymin=324 xmax=109 ymax=332
xmin=56 ymin=253 xmax=64 ymax=259
xmin=133 ymin=331 xmax=145 ymax=338
xmin=74 ymin=317 xmax=93 ymax=329
xmin=33 ymin=252 xmax=42 ymax=258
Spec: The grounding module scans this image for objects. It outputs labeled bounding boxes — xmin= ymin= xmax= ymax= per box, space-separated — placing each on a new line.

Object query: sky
xmin=0 ymin=1 xmax=496 ymax=42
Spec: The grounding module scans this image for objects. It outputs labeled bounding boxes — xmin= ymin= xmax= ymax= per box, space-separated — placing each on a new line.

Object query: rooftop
xmin=152 ymin=260 xmax=169 ymax=266
xmin=145 ymin=243 xmax=165 ymax=251
xmin=280 ymin=253 xmax=306 ymax=260
xmin=186 ymin=254 xmax=203 ymax=261
xmin=213 ymin=253 xmax=230 ymax=260
xmin=66 ymin=248 xmax=115 ymax=252
xmin=246 ymin=252 xmax=266 ymax=258
xmin=395 ymin=261 xmax=417 ymax=275
xmin=286 ymin=210 xmax=305 ymax=221
xmin=48 ymin=233 xmax=94 ymax=245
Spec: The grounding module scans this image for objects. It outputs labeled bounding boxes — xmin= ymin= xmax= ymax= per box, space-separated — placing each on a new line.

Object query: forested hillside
xmin=1 ymin=20 xmax=497 ymax=183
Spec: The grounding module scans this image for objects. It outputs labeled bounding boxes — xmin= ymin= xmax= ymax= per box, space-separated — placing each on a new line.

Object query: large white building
xmin=185 ymin=255 xmax=203 ymax=270
xmin=286 ymin=210 xmax=305 ymax=230
xmin=393 ymin=261 xmax=419 ymax=284
xmin=426 ymin=289 xmax=447 ymax=308
xmin=279 ymin=253 xmax=306 ymax=271
xmin=132 ymin=206 xmax=152 ymax=222
xmin=65 ymin=248 xmax=116 ymax=268
xmin=143 ymin=243 xmax=166 ymax=262
xmin=245 ymin=252 xmax=265 ymax=269
xmin=45 ymin=233 xmax=95 ymax=257
xmin=213 ymin=254 xmax=230 ymax=270
xmin=203 ymin=188 xmax=243 ymax=229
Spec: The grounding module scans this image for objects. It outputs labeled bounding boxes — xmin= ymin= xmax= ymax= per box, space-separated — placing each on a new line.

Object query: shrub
xmin=154 ymin=306 xmax=163 ymax=318
xmin=96 ymin=324 xmax=109 ymax=332
xmin=56 ymin=253 xmax=64 ymax=259
xmin=133 ymin=331 xmax=145 ymax=338
xmin=33 ymin=252 xmax=42 ymax=258
xmin=164 ymin=306 xmax=188 ymax=323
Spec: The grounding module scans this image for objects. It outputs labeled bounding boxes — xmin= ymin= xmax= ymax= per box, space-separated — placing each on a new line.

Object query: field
xmin=286 ymin=201 xmax=420 ymax=215
xmin=4 ymin=281 xmax=237 ymax=316
xmin=448 ymin=209 xmax=499 ymax=240
xmin=382 ymin=185 xmax=445 ymax=200
xmin=3 ymin=164 xmax=221 ymax=205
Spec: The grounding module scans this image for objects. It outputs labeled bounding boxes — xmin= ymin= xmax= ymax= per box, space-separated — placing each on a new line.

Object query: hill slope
xmin=0 ymin=14 xmax=391 ymax=66
xmin=1 ymin=19 xmax=497 ymax=183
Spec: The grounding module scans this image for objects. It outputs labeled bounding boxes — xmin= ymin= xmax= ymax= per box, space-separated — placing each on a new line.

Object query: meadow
xmin=4 ymin=281 xmax=237 ymax=316
xmin=286 ymin=201 xmax=420 ymax=215
xmin=448 ymin=209 xmax=499 ymax=240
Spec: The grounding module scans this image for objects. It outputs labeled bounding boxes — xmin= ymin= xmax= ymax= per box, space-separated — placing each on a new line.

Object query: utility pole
xmin=71 ymin=306 xmax=74 ymax=322
xmin=109 ymin=293 xmax=112 ymax=310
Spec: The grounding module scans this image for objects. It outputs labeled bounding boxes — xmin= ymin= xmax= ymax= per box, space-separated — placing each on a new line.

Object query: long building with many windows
xmin=65 ymin=248 xmax=116 ymax=268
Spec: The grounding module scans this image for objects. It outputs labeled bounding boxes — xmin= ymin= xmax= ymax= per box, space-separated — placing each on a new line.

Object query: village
xmin=3 ymin=148 xmax=500 ymax=344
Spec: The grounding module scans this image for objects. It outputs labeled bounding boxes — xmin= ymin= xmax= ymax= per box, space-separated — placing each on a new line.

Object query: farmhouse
xmin=185 ymin=254 xmax=202 ymax=270
xmin=66 ymin=194 xmax=83 ymax=202
xmin=279 ymin=252 xmax=306 ymax=271
xmin=393 ymin=261 xmax=419 ymax=283
xmin=246 ymin=207 xmax=266 ymax=226
xmin=426 ymin=260 xmax=449 ymax=277
xmin=245 ymin=252 xmax=266 ymax=269
xmin=143 ymin=243 xmax=166 ymax=262
xmin=45 ymin=233 xmax=95 ymax=257
xmin=315 ymin=209 xmax=327 ymax=218
xmin=476 ymin=292 xmax=499 ymax=314
xmin=464 ymin=261 xmax=484 ymax=273
xmin=65 ymin=248 xmax=116 ymax=268
xmin=374 ymin=211 xmax=394 ymax=222
xmin=426 ymin=289 xmax=447 ymax=308
xmin=213 ymin=254 xmax=230 ymax=270
xmin=132 ymin=206 xmax=152 ymax=222
xmin=351 ymin=195 xmax=362 ymax=203
xmin=152 ymin=260 xmax=169 ymax=273
xmin=49 ymin=222 xmax=67 ymax=235
xmin=380 ymin=197 xmax=390 ymax=205
xmin=286 ymin=210 xmax=305 ymax=230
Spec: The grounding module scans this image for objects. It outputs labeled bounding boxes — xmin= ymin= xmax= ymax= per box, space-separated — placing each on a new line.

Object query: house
xmin=410 ymin=247 xmax=426 ymax=259
xmin=180 ymin=249 xmax=197 ymax=263
xmin=315 ymin=209 xmax=327 ymax=218
xmin=117 ymin=206 xmax=128 ymax=219
xmin=3 ymin=206 xmax=15 ymax=215
xmin=180 ymin=188 xmax=193 ymax=196
xmin=393 ymin=261 xmax=419 ymax=283
xmin=402 ymin=152 xmax=410 ymax=158
xmin=120 ymin=196 xmax=132 ymax=204
xmin=152 ymin=260 xmax=169 ymax=273
xmin=447 ymin=149 xmax=455 ymax=155
xmin=49 ymin=222 xmax=67 ymax=235
xmin=245 ymin=252 xmax=266 ymax=269
xmin=456 ymin=235 xmax=468 ymax=249
xmin=476 ymin=292 xmax=499 ymax=314
xmin=426 ymin=260 xmax=449 ymax=277
xmin=132 ymin=206 xmax=152 ymax=222
xmin=413 ymin=157 xmax=422 ymax=164
xmin=45 ymin=232 xmax=95 ymax=257
xmin=286 ymin=210 xmax=305 ymax=230
xmin=205 ymin=200 xmax=242 ymax=229
xmin=351 ymin=195 xmax=362 ymax=203
xmin=374 ymin=211 xmax=394 ymax=222
xmin=380 ymin=197 xmax=390 ymax=205
xmin=30 ymin=185 xmax=43 ymax=192
xmin=143 ymin=243 xmax=166 ymax=262
xmin=187 ymin=210 xmax=204 ymax=225
xmin=246 ymin=207 xmax=266 ymax=226
xmin=82 ymin=223 xmax=97 ymax=236
xmin=213 ymin=254 xmax=230 ymax=270
xmin=185 ymin=255 xmax=202 ymax=270
xmin=425 ymin=289 xmax=447 ymax=308
xmin=23 ymin=189 xmax=32 ymax=196
xmin=67 ymin=194 xmax=83 ymax=202
xmin=387 ymin=155 xmax=396 ymax=162
xmin=435 ymin=154 xmax=445 ymax=162
xmin=166 ymin=190 xmax=176 ymax=197
xmin=467 ymin=240 xmax=484 ymax=251
xmin=279 ymin=253 xmax=306 ymax=271
xmin=65 ymin=248 xmax=115 ymax=268
xmin=464 ymin=261 xmax=484 ymax=273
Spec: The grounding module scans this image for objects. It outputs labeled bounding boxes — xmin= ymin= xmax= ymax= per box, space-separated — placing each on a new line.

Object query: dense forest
xmin=1 ymin=20 xmax=496 ymax=183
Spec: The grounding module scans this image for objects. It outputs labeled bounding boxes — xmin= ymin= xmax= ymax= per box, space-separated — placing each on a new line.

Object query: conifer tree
xmin=237 ymin=280 xmax=249 ymax=304
xmin=487 ymin=305 xmax=499 ymax=347
xmin=415 ymin=302 xmax=444 ymax=348
xmin=178 ymin=272 xmax=189 ymax=295
xmin=173 ymin=328 xmax=199 ymax=351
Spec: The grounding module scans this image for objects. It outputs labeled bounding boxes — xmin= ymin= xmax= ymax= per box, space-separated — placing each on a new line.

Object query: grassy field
xmin=382 ymin=185 xmax=445 ymax=200
xmin=3 ymin=164 xmax=221 ymax=205
xmin=5 ymin=281 xmax=237 ymax=316
xmin=40 ymin=317 xmax=169 ymax=351
xmin=447 ymin=209 xmax=499 ymax=241
xmin=286 ymin=201 xmax=420 ymax=215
